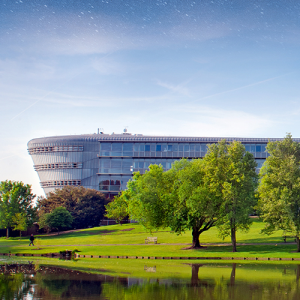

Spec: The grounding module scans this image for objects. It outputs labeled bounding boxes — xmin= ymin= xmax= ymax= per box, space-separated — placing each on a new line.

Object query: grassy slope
xmin=0 ymin=219 xmax=299 ymax=258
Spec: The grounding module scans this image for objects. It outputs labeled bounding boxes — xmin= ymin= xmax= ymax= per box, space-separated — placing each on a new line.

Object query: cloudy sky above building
xmin=1 ymin=0 xmax=300 ymax=196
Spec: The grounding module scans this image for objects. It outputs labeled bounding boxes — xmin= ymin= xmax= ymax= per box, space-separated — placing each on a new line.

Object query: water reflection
xmin=1 ymin=261 xmax=300 ymax=299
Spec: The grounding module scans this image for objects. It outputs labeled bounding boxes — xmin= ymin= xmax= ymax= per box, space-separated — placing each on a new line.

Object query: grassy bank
xmin=0 ymin=219 xmax=299 ymax=259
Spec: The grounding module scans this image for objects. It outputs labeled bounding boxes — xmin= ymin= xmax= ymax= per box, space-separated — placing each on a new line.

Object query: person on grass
xmin=29 ymin=234 xmax=34 ymax=246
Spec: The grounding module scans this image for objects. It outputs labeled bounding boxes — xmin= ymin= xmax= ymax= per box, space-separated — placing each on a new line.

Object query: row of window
xmin=99 ymin=151 xmax=209 ymax=158
xmin=34 ymin=162 xmax=83 ymax=171
xmin=100 ymin=142 xmax=268 ymax=153
xmin=40 ymin=180 xmax=81 ymax=187
xmin=245 ymin=144 xmax=266 ymax=153
xmin=28 ymin=145 xmax=84 ymax=154
xmin=100 ymin=142 xmax=208 ymax=152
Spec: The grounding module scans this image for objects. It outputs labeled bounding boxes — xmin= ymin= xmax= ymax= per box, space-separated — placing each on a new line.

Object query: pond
xmin=1 ymin=256 xmax=300 ymax=299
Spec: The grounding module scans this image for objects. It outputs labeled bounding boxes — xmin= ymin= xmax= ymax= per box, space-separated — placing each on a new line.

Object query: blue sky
xmin=1 ymin=0 xmax=300 ymax=196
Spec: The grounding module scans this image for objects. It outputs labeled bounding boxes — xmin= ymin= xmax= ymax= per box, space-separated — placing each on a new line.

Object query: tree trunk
xmin=192 ymin=227 xmax=201 ymax=248
xmin=296 ymin=236 xmax=300 ymax=252
xmin=230 ymin=263 xmax=236 ymax=286
xmin=297 ymin=265 xmax=300 ymax=281
xmin=6 ymin=228 xmax=9 ymax=238
xmin=231 ymin=221 xmax=237 ymax=252
xmin=191 ymin=264 xmax=203 ymax=286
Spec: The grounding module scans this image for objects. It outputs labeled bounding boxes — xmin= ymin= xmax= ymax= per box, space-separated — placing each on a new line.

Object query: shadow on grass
xmin=41 ymin=229 xmax=120 ymax=239
xmin=197 ymin=244 xmax=299 ymax=255
xmin=238 ymin=236 xmax=290 ymax=244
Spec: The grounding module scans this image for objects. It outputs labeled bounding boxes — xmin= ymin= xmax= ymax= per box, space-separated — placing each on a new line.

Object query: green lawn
xmin=0 ymin=219 xmax=298 ymax=259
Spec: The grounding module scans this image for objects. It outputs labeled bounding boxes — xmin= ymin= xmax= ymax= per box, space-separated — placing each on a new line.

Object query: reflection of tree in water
xmin=4 ymin=263 xmax=300 ymax=299
xmin=0 ymin=264 xmax=126 ymax=299
xmin=103 ymin=263 xmax=300 ymax=300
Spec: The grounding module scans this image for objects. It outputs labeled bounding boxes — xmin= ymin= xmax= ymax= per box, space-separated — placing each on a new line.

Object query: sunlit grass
xmin=0 ymin=219 xmax=298 ymax=258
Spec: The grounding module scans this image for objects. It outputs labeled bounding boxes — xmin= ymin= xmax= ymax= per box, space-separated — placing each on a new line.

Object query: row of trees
xmin=0 ymin=183 xmax=109 ymax=237
xmin=107 ymin=140 xmax=258 ymax=252
xmin=107 ymin=134 xmax=300 ymax=252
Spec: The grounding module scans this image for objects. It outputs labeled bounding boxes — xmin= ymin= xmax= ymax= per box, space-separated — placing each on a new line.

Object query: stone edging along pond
xmin=1 ymin=252 xmax=300 ymax=261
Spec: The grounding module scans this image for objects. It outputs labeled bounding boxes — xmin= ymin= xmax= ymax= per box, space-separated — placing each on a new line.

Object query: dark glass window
xmin=256 ymin=145 xmax=261 ymax=152
xmin=200 ymin=144 xmax=207 ymax=152
xmin=101 ymin=143 xmax=111 ymax=151
xmin=112 ymin=143 xmax=122 ymax=151
xmin=156 ymin=145 xmax=161 ymax=151
xmin=123 ymin=143 xmax=133 ymax=151
xmin=145 ymin=145 xmax=150 ymax=151
xmin=99 ymin=180 xmax=109 ymax=190
xmin=168 ymin=145 xmax=172 ymax=151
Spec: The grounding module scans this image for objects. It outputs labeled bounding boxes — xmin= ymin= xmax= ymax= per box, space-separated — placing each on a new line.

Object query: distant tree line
xmin=107 ymin=134 xmax=300 ymax=252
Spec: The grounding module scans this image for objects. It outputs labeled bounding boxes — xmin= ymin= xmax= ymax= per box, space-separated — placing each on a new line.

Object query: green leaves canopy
xmin=37 ymin=186 xmax=107 ymax=229
xmin=258 ymin=134 xmax=300 ymax=251
xmin=39 ymin=206 xmax=73 ymax=234
xmin=204 ymin=140 xmax=258 ymax=251
xmin=0 ymin=180 xmax=36 ymax=237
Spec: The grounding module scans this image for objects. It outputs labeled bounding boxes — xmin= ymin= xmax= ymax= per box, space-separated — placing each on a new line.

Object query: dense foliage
xmin=37 ymin=186 xmax=108 ymax=229
xmin=205 ymin=140 xmax=258 ymax=251
xmin=258 ymin=133 xmax=300 ymax=252
xmin=39 ymin=206 xmax=73 ymax=234
xmin=0 ymin=180 xmax=36 ymax=237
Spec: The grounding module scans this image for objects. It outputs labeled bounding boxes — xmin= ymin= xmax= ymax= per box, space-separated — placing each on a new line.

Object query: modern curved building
xmin=28 ymin=131 xmax=289 ymax=197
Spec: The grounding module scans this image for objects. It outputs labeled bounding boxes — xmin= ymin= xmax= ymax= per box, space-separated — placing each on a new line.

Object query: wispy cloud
xmin=159 ymin=105 xmax=275 ymax=137
xmin=190 ymin=73 xmax=294 ymax=103
xmin=155 ymin=80 xmax=191 ymax=97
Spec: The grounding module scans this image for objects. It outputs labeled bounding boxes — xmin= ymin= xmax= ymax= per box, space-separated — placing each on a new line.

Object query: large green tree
xmin=258 ymin=133 xmax=300 ymax=252
xmin=204 ymin=140 xmax=258 ymax=252
xmin=0 ymin=180 xmax=36 ymax=237
xmin=12 ymin=212 xmax=28 ymax=237
xmin=39 ymin=206 xmax=73 ymax=234
xmin=105 ymin=193 xmax=128 ymax=224
xmin=166 ymin=159 xmax=222 ymax=248
xmin=121 ymin=160 xmax=222 ymax=248
xmin=126 ymin=164 xmax=171 ymax=231
xmin=37 ymin=186 xmax=108 ymax=229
